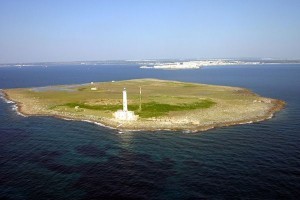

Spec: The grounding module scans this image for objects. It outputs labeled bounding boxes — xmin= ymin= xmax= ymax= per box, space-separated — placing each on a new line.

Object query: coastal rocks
xmin=253 ymin=99 xmax=272 ymax=104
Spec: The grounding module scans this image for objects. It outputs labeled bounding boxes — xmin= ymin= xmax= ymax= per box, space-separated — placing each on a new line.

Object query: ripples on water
xmin=0 ymin=65 xmax=300 ymax=199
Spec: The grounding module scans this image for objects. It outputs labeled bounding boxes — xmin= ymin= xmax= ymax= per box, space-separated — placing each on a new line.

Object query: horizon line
xmin=1 ymin=57 xmax=300 ymax=65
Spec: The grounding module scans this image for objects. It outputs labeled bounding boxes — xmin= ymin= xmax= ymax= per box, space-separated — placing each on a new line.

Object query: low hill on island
xmin=2 ymin=79 xmax=285 ymax=131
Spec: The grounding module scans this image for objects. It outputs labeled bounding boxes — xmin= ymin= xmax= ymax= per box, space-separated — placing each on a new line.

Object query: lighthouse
xmin=113 ymin=88 xmax=138 ymax=121
xmin=123 ymin=88 xmax=128 ymax=111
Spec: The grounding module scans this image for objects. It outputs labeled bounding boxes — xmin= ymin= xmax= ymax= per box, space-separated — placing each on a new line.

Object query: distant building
xmin=114 ymin=88 xmax=138 ymax=121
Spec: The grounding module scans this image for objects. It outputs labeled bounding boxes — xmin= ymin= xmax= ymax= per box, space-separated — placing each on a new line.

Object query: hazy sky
xmin=0 ymin=0 xmax=300 ymax=63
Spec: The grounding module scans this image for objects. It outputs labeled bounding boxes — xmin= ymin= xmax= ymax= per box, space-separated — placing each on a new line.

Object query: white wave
xmin=61 ymin=117 xmax=74 ymax=121
xmin=182 ymin=130 xmax=199 ymax=134
xmin=0 ymin=93 xmax=15 ymax=104
xmin=81 ymin=119 xmax=116 ymax=130
xmin=0 ymin=91 xmax=27 ymax=117
xmin=10 ymin=104 xmax=27 ymax=117
xmin=267 ymin=114 xmax=274 ymax=119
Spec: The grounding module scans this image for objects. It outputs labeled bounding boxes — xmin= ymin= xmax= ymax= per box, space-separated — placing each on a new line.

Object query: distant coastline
xmin=140 ymin=60 xmax=259 ymax=70
xmin=139 ymin=59 xmax=300 ymax=70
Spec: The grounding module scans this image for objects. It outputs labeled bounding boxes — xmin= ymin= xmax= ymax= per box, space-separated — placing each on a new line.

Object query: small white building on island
xmin=91 ymin=87 xmax=98 ymax=91
xmin=114 ymin=88 xmax=138 ymax=121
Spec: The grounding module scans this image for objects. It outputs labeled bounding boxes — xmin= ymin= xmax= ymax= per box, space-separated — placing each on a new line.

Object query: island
xmin=1 ymin=79 xmax=285 ymax=132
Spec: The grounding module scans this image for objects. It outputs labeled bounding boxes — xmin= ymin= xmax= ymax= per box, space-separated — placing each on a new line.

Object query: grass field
xmin=60 ymin=99 xmax=215 ymax=118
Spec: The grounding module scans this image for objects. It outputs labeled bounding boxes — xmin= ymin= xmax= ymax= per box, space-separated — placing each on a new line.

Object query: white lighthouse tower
xmin=123 ymin=88 xmax=128 ymax=111
xmin=114 ymin=88 xmax=138 ymax=121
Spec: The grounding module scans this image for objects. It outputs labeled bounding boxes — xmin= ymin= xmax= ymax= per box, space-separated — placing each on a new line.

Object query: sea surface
xmin=0 ymin=64 xmax=299 ymax=199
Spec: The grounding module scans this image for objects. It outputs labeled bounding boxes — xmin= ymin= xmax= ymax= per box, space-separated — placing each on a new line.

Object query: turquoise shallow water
xmin=0 ymin=64 xmax=300 ymax=199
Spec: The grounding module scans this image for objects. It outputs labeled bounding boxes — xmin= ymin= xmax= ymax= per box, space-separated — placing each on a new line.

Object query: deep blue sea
xmin=0 ymin=64 xmax=299 ymax=199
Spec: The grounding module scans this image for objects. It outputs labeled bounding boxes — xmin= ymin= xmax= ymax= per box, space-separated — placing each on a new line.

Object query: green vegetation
xmin=59 ymin=99 xmax=215 ymax=118
xmin=77 ymin=88 xmax=87 ymax=91
xmin=135 ymin=100 xmax=215 ymax=118
xmin=183 ymin=83 xmax=197 ymax=88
